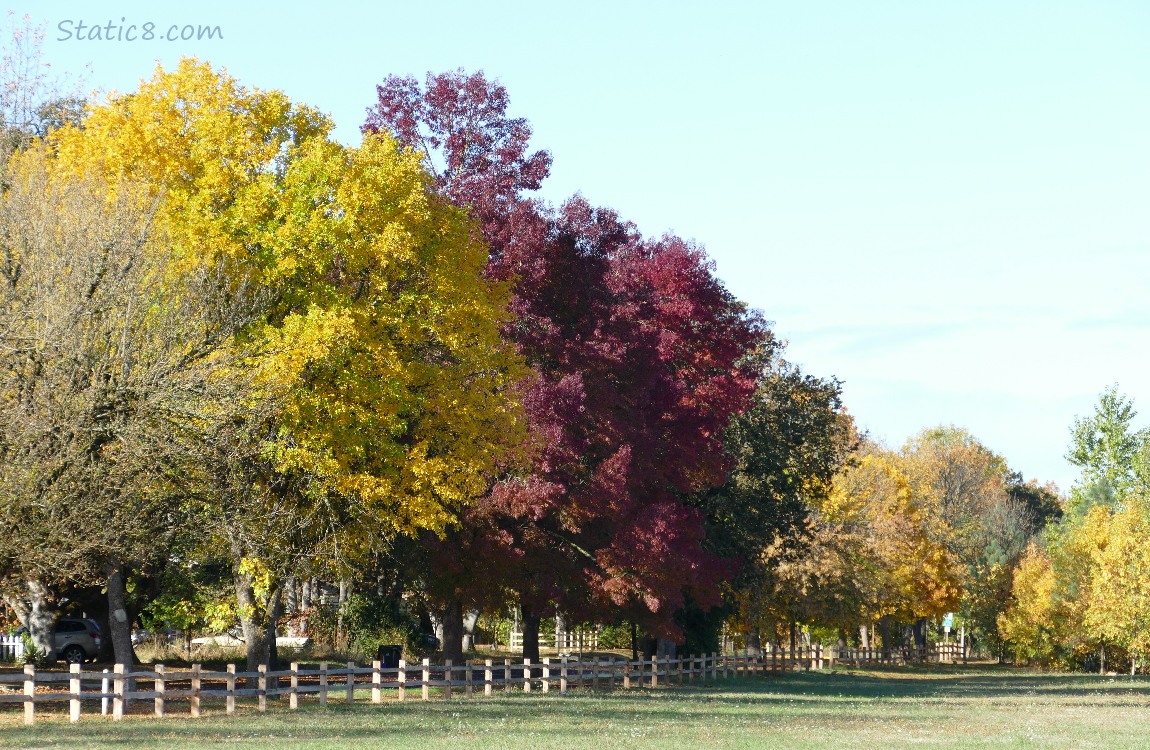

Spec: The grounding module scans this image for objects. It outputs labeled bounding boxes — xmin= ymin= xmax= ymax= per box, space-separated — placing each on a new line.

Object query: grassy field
xmin=3 ymin=665 xmax=1150 ymax=749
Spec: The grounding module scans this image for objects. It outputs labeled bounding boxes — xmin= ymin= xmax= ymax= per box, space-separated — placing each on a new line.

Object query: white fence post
xmin=113 ymin=663 xmax=125 ymax=721
xmin=155 ymin=663 xmax=166 ymax=717
xmin=190 ymin=663 xmax=202 ymax=718
xmin=70 ymin=662 xmax=82 ymax=723
xmin=226 ymin=664 xmax=236 ymax=714
xmin=24 ymin=663 xmax=35 ymax=726
xmin=258 ymin=664 xmax=268 ymax=712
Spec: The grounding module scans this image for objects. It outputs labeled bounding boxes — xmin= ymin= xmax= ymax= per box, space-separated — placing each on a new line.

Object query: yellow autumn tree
xmin=1049 ymin=504 xmax=1114 ymax=669
xmin=44 ymin=59 xmax=527 ymax=667
xmin=997 ymin=542 xmax=1059 ymax=664
xmin=1082 ymin=498 xmax=1150 ymax=669
xmin=899 ymin=427 xmax=1043 ymax=657
xmin=1000 ymin=500 xmax=1150 ymax=672
xmin=900 ymin=426 xmax=1013 ymax=566
xmin=817 ymin=450 xmax=960 ymax=646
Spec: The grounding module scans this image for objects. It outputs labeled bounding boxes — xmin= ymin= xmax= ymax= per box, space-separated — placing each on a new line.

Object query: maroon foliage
xmin=364 ymin=69 xmax=551 ymax=257
xmin=365 ymin=70 xmax=767 ymax=651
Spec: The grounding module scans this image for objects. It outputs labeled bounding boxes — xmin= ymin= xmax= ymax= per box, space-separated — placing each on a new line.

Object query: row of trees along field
xmin=0 ymin=35 xmax=1108 ymax=673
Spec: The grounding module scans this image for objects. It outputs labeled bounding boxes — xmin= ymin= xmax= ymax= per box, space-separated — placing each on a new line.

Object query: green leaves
xmin=1066 ymin=385 xmax=1149 ymax=513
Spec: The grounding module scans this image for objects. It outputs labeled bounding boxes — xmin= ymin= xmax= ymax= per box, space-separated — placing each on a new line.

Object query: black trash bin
xmin=377 ymin=644 xmax=403 ymax=669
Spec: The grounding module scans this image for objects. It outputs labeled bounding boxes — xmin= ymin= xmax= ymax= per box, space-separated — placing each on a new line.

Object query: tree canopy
xmin=0 ymin=43 xmax=1101 ymax=674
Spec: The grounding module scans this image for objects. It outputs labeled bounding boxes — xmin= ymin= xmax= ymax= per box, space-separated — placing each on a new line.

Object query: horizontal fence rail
xmin=0 ymin=642 xmax=965 ymax=726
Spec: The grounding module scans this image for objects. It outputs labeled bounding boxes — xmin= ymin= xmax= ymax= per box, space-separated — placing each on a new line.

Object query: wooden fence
xmin=837 ymin=642 xmax=965 ymax=666
xmin=0 ymin=643 xmax=965 ymax=726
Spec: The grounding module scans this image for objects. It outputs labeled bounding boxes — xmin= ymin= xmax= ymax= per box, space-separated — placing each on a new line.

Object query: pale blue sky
xmin=21 ymin=1 xmax=1150 ymax=492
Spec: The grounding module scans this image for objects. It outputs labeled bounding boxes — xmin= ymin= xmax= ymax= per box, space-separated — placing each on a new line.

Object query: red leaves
xmin=365 ymin=69 xmax=767 ymax=636
xmin=364 ymin=69 xmax=552 ymax=257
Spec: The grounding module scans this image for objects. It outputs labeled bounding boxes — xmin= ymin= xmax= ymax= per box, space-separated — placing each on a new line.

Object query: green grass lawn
xmin=4 ymin=665 xmax=1150 ymax=749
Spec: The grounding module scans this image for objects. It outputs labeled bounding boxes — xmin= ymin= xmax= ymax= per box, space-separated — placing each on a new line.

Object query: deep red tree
xmin=365 ymin=71 xmax=767 ymax=660
xmin=365 ymin=69 xmax=551 ymax=259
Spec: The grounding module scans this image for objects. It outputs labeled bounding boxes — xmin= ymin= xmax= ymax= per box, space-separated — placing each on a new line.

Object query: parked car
xmin=60 ymin=618 xmax=103 ymax=663
xmin=131 ymin=627 xmax=180 ymax=646
xmin=18 ymin=618 xmax=103 ymax=663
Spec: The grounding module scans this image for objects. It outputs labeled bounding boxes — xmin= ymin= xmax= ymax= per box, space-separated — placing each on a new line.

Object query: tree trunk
xmin=859 ymin=623 xmax=869 ymax=649
xmin=462 ymin=610 xmax=479 ymax=652
xmin=631 ymin=621 xmax=639 ymax=662
xmin=878 ymin=617 xmax=892 ymax=658
xmin=284 ymin=576 xmax=298 ymax=615
xmin=789 ymin=622 xmax=797 ymax=653
xmin=1100 ymin=642 xmax=1106 ymax=675
xmin=336 ymin=579 xmax=349 ymax=650
xmin=440 ymin=595 xmax=464 ymax=662
xmin=235 ymin=570 xmax=282 ymax=672
xmin=746 ymin=627 xmax=763 ymax=658
xmin=555 ymin=612 xmax=566 ymax=652
xmin=7 ymin=580 xmax=56 ymax=662
xmin=914 ymin=618 xmax=928 ymax=648
xmin=266 ymin=615 xmax=281 ymax=674
xmin=105 ymin=564 xmax=137 ymax=666
xmin=520 ymin=607 xmax=541 ymax=663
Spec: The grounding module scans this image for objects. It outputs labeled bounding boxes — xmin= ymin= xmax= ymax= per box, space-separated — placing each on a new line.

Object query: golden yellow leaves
xmin=997 ymin=543 xmax=1058 ymax=662
xmin=822 ymin=453 xmax=962 ymax=622
xmin=50 ymin=58 xmax=330 ymax=278
xmin=1001 ymin=499 xmax=1150 ymax=663
xmin=255 ymin=130 xmax=524 ymax=540
xmin=39 ymin=58 xmax=527 ymax=553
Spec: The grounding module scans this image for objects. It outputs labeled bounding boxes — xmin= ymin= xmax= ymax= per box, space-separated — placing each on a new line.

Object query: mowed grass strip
xmin=3 ymin=666 xmax=1150 ymax=750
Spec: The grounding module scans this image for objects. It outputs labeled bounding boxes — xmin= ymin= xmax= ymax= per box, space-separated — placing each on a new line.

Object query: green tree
xmin=1066 ymin=385 xmax=1148 ymax=514
xmin=696 ymin=358 xmax=856 ymax=651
